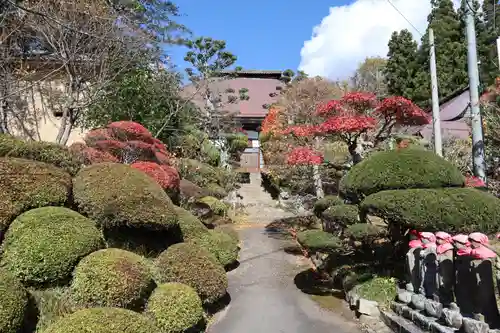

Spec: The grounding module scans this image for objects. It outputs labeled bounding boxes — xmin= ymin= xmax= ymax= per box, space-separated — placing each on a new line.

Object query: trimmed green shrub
xmin=0 ymin=134 xmax=81 ymax=175
xmin=313 ymin=195 xmax=344 ymax=217
xmin=175 ymin=206 xmax=209 ymax=241
xmin=192 ymin=230 xmax=239 ymax=267
xmin=1 ymin=207 xmax=104 ymax=286
xmin=297 ymin=230 xmax=342 ymax=252
xmin=322 ymin=204 xmax=359 ymax=226
xmin=344 ymin=223 xmax=387 ymax=242
xmin=146 ymin=283 xmax=204 ymax=333
xmin=205 ymin=183 xmax=228 ymax=199
xmin=339 ymin=149 xmax=465 ymax=202
xmin=360 ymin=188 xmax=500 ymax=233
xmin=197 ymin=196 xmax=228 ymax=216
xmin=179 ymin=179 xmax=209 ymax=203
xmin=176 ymin=158 xmax=221 ymax=188
xmin=70 ymin=248 xmax=154 ymax=310
xmin=155 ymin=243 xmax=228 ymax=305
xmin=40 ymin=307 xmax=161 ymax=333
xmin=353 ymin=276 xmax=397 ymax=307
xmin=0 ymin=157 xmax=72 ymax=233
xmin=0 ymin=268 xmax=28 ymax=333
xmin=73 ymin=163 xmax=178 ymax=230
xmin=214 ymin=224 xmax=239 ymax=243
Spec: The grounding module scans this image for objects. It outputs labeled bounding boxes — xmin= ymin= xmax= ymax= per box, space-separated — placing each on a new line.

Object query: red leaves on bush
xmin=261 ymin=107 xmax=283 ymax=134
xmin=465 ymin=176 xmax=486 ymax=188
xmin=155 ymin=151 xmax=171 ymax=165
xmin=152 ymin=138 xmax=168 ymax=153
xmin=315 ymin=100 xmax=345 ymax=116
xmin=84 ymin=128 xmax=115 ymax=145
xmin=91 ymin=140 xmax=127 ymax=157
xmin=107 ymin=121 xmax=154 ymax=143
xmin=280 ymin=125 xmax=319 ymax=137
xmin=131 ymin=161 xmax=180 ymax=190
xmin=375 ymin=96 xmax=430 ymax=125
xmin=287 ymin=147 xmax=323 ymax=165
xmin=81 ymin=147 xmax=119 ymax=164
xmin=341 ymin=92 xmax=378 ymax=112
xmin=317 ymin=115 xmax=377 ymax=134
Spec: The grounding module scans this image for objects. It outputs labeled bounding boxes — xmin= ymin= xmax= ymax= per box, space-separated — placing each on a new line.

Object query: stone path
xmin=207 ymin=174 xmax=362 ymax=333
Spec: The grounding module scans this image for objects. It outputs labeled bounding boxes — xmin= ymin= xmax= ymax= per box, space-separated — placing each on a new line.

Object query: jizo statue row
xmin=398 ymin=231 xmax=500 ymax=331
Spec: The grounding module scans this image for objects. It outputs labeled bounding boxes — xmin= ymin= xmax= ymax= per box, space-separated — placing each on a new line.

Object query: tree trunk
xmin=313 ymin=137 xmax=324 ymax=199
xmin=60 ymin=119 xmax=74 ymax=145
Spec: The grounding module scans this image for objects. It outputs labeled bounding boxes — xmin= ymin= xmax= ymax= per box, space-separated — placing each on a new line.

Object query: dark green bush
xmin=313 ymin=195 xmax=344 ymax=217
xmin=339 ymin=149 xmax=465 ymax=202
xmin=192 ymin=230 xmax=239 ymax=267
xmin=145 ymin=283 xmax=204 ymax=333
xmin=175 ymin=206 xmax=209 ymax=241
xmin=0 ymin=268 xmax=28 ymax=333
xmin=176 ymin=158 xmax=221 ymax=188
xmin=0 ymin=157 xmax=72 ymax=233
xmin=155 ymin=243 xmax=228 ymax=305
xmin=0 ymin=134 xmax=81 ymax=175
xmin=214 ymin=224 xmax=239 ymax=243
xmin=296 ymin=230 xmax=342 ymax=252
xmin=344 ymin=223 xmax=387 ymax=242
xmin=205 ymin=183 xmax=228 ymax=199
xmin=1 ymin=207 xmax=104 ymax=286
xmin=179 ymin=179 xmax=209 ymax=203
xmin=196 ymin=196 xmax=228 ymax=216
xmin=322 ymin=204 xmax=359 ymax=227
xmin=360 ymin=188 xmax=500 ymax=233
xmin=73 ymin=163 xmax=178 ymax=230
xmin=70 ymin=248 xmax=154 ymax=310
xmin=40 ymin=307 xmax=161 ymax=333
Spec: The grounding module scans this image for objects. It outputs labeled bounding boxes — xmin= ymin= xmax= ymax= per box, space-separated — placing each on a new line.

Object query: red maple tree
xmin=131 ymin=161 xmax=180 ymax=190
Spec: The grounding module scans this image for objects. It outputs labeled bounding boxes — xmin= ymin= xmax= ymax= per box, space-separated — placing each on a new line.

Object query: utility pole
xmin=497 ymin=37 xmax=500 ymax=69
xmin=429 ymin=28 xmax=443 ymax=156
xmin=465 ymin=0 xmax=487 ymax=181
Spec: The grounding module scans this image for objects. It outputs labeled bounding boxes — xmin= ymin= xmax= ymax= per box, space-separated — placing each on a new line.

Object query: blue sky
xmin=167 ymin=0 xmax=350 ymax=78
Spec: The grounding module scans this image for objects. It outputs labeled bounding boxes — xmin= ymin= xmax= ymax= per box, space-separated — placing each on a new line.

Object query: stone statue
xmin=452 ymin=234 xmax=475 ymax=316
xmin=419 ymin=232 xmax=438 ymax=298
xmin=406 ymin=230 xmax=423 ymax=292
xmin=435 ymin=231 xmax=454 ymax=305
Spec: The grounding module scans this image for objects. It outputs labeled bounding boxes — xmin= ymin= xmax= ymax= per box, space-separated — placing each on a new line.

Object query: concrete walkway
xmin=207 ymin=174 xmax=362 ymax=333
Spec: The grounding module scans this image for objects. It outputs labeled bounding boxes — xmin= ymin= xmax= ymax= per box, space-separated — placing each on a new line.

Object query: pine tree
xmin=477 ymin=0 xmax=500 ymax=87
xmin=385 ymin=29 xmax=419 ymax=99
xmin=413 ymin=0 xmax=468 ymax=107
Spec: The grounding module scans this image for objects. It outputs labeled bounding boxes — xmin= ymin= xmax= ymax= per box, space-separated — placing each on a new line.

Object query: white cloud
xmin=299 ymin=0 xmax=461 ymax=80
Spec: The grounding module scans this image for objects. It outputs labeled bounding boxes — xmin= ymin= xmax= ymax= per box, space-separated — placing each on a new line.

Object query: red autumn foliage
xmin=316 ymin=115 xmax=377 ymax=134
xmin=341 ymin=92 xmax=378 ymax=112
xmin=155 ymin=151 xmax=171 ymax=165
xmin=315 ymin=100 xmax=345 ymax=116
xmin=287 ymin=147 xmax=323 ymax=165
xmin=465 ymin=176 xmax=486 ymax=188
xmin=107 ymin=121 xmax=154 ymax=143
xmin=81 ymin=147 xmax=119 ymax=164
xmin=84 ymin=128 xmax=115 ymax=145
xmin=90 ymin=139 xmax=127 ymax=158
xmin=69 ymin=142 xmax=87 ymax=154
xmin=280 ymin=125 xmax=319 ymax=137
xmin=261 ymin=107 xmax=284 ymax=134
xmin=375 ymin=96 xmax=429 ymax=125
xmin=131 ymin=161 xmax=180 ymax=190
xmin=152 ymin=138 xmax=168 ymax=153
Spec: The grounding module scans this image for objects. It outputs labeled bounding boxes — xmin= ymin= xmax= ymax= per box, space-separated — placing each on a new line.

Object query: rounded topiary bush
xmin=344 ymin=223 xmax=387 ymax=242
xmin=205 ymin=183 xmax=228 ymax=199
xmin=155 ymin=243 xmax=228 ymax=305
xmin=360 ymin=188 xmax=500 ymax=233
xmin=73 ymin=163 xmax=178 ymax=230
xmin=0 ymin=157 xmax=72 ymax=233
xmin=313 ymin=195 xmax=344 ymax=217
xmin=0 ymin=207 xmax=104 ymax=286
xmin=175 ymin=206 xmax=209 ymax=241
xmin=192 ymin=230 xmax=239 ymax=267
xmin=296 ymin=230 xmax=342 ymax=253
xmin=40 ymin=307 xmax=161 ymax=333
xmin=196 ymin=196 xmax=228 ymax=216
xmin=339 ymin=149 xmax=465 ymax=202
xmin=214 ymin=224 xmax=239 ymax=243
xmin=70 ymin=248 xmax=154 ymax=310
xmin=0 ymin=134 xmax=81 ymax=175
xmin=176 ymin=158 xmax=221 ymax=188
xmin=145 ymin=283 xmax=204 ymax=333
xmin=0 ymin=268 xmax=29 ymax=333
xmin=322 ymin=204 xmax=359 ymax=228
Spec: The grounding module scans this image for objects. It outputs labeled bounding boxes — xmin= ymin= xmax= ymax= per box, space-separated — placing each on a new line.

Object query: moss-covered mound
xmin=175 ymin=206 xmax=209 ymax=241
xmin=179 ymin=179 xmax=210 ymax=203
xmin=0 ymin=134 xmax=81 ymax=175
xmin=339 ymin=149 xmax=465 ymax=202
xmin=197 ymin=196 xmax=228 ymax=216
xmin=73 ymin=163 xmax=178 ymax=230
xmin=176 ymin=158 xmax=221 ymax=188
xmin=297 ymin=230 xmax=342 ymax=252
xmin=205 ymin=183 xmax=228 ymax=199
xmin=0 ymin=268 xmax=29 ymax=333
xmin=0 ymin=207 xmax=104 ymax=286
xmin=155 ymin=243 xmax=228 ymax=305
xmin=146 ymin=283 xmax=204 ymax=333
xmin=192 ymin=230 xmax=239 ymax=267
xmin=214 ymin=224 xmax=239 ymax=243
xmin=313 ymin=195 xmax=344 ymax=217
xmin=0 ymin=157 xmax=72 ymax=233
xmin=360 ymin=188 xmax=500 ymax=233
xmin=40 ymin=307 xmax=161 ymax=333
xmin=70 ymin=248 xmax=154 ymax=310
xmin=344 ymin=223 xmax=387 ymax=242
xmin=322 ymin=204 xmax=359 ymax=227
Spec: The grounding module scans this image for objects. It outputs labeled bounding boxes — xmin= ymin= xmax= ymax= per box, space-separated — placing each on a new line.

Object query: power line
xmin=385 ymin=0 xmax=424 ymax=37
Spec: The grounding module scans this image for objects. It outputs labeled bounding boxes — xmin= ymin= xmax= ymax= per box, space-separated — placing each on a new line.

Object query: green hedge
xmin=0 ymin=134 xmax=81 ymax=175
xmin=1 ymin=207 xmax=104 ymax=286
xmin=176 ymin=158 xmax=221 ymax=188
xmin=0 ymin=157 xmax=72 ymax=233
xmin=339 ymin=149 xmax=465 ymax=202
xmin=313 ymin=196 xmax=344 ymax=217
xmin=145 ymin=283 xmax=204 ymax=333
xmin=296 ymin=230 xmax=342 ymax=252
xmin=360 ymin=188 xmax=500 ymax=233
xmin=175 ymin=206 xmax=209 ymax=241
xmin=196 ymin=196 xmax=228 ymax=216
xmin=344 ymin=223 xmax=387 ymax=242
xmin=0 ymin=268 xmax=28 ymax=333
xmin=191 ymin=230 xmax=239 ymax=267
xmin=70 ymin=249 xmax=154 ymax=310
xmin=322 ymin=204 xmax=359 ymax=227
xmin=155 ymin=243 xmax=228 ymax=305
xmin=73 ymin=163 xmax=178 ymax=230
xmin=40 ymin=307 xmax=161 ymax=333
xmin=214 ymin=224 xmax=239 ymax=243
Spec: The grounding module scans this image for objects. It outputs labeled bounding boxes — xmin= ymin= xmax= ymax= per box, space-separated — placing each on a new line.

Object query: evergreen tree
xmin=385 ymin=29 xmax=419 ymax=99
xmin=413 ymin=0 xmax=468 ymax=108
xmin=477 ymin=0 xmax=500 ymax=87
